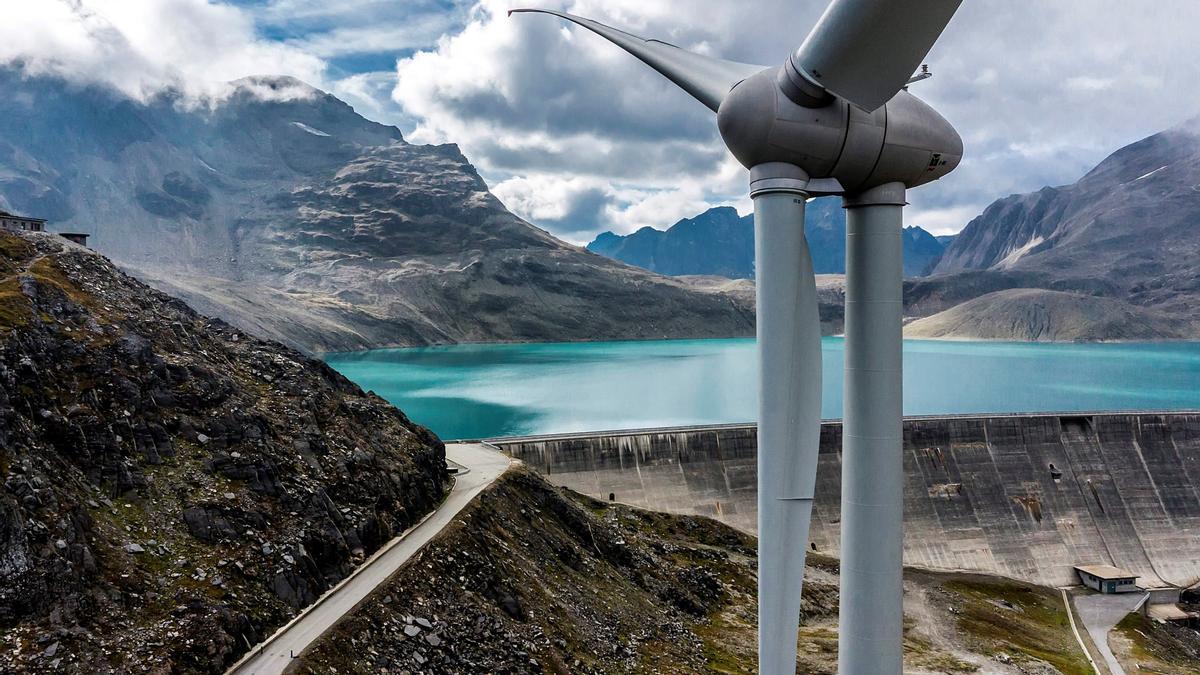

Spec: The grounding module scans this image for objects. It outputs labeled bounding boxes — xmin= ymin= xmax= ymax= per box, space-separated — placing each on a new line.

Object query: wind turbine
xmin=511 ymin=2 xmax=963 ymax=673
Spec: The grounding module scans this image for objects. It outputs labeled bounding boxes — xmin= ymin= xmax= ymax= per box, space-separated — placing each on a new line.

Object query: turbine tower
xmin=512 ymin=2 xmax=963 ymax=672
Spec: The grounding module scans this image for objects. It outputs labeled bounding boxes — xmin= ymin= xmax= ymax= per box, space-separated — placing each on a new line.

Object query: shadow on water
xmin=391 ymin=396 xmax=541 ymax=441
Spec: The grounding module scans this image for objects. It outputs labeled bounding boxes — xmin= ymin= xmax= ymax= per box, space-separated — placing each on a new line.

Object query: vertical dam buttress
xmin=491 ymin=412 xmax=1200 ymax=588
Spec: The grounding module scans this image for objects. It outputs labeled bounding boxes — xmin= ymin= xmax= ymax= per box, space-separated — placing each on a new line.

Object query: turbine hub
xmin=718 ymin=67 xmax=962 ymax=194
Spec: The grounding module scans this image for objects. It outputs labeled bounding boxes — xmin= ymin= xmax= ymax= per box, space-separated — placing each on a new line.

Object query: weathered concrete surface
xmin=492 ymin=413 xmax=1200 ymax=589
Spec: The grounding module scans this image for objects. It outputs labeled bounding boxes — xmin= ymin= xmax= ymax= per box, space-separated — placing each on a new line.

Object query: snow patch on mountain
xmin=997 ymin=236 xmax=1044 ymax=269
xmin=292 ymin=121 xmax=331 ymax=137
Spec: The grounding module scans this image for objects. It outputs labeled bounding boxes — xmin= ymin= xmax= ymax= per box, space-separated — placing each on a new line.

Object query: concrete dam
xmin=491 ymin=412 xmax=1200 ymax=589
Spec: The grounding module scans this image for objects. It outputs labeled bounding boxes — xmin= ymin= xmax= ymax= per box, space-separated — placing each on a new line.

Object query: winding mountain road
xmin=227 ymin=443 xmax=513 ymax=675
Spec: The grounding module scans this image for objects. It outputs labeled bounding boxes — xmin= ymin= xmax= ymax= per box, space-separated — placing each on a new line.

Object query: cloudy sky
xmin=4 ymin=1 xmax=1200 ymax=242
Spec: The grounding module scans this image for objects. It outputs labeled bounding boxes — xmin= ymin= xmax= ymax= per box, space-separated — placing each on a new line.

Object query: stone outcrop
xmin=0 ymin=230 xmax=445 ymax=673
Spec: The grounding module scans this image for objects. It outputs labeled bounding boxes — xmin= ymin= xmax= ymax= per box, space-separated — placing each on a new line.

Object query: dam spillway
xmin=489 ymin=412 xmax=1200 ymax=588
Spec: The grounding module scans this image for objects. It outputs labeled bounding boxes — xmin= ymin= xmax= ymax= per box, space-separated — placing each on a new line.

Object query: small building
xmin=1075 ymin=565 xmax=1139 ymax=593
xmin=0 ymin=210 xmax=47 ymax=232
xmin=60 ymin=232 xmax=90 ymax=247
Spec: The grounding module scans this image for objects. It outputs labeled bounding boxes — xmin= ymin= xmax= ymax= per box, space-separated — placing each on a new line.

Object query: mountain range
xmin=0 ymin=70 xmax=753 ymax=353
xmin=587 ymin=202 xmax=946 ymax=278
xmin=912 ymin=115 xmax=1200 ymax=339
xmin=3 ymin=68 xmax=1199 ymax=345
xmin=594 ymin=116 xmax=1200 ymax=341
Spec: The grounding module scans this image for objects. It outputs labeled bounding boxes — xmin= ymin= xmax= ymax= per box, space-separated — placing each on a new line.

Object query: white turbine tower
xmin=512 ymin=2 xmax=963 ymax=672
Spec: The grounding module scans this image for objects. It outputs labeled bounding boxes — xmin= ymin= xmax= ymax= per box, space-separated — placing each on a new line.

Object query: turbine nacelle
xmin=717 ymin=67 xmax=962 ymax=194
xmin=510 ymin=6 xmax=962 ymax=197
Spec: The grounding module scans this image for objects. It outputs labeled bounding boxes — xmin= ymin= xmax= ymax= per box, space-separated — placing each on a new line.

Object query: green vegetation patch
xmin=28 ymin=256 xmax=99 ymax=310
xmin=943 ymin=578 xmax=1092 ymax=675
xmin=0 ymin=233 xmax=34 ymax=329
xmin=0 ymin=275 xmax=30 ymax=331
xmin=0 ymin=232 xmax=34 ymax=266
xmin=0 ymin=238 xmax=103 ymax=331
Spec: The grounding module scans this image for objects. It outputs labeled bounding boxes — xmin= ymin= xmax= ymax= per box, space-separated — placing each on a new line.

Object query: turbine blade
xmin=509 ymin=9 xmax=766 ymax=113
xmin=791 ymin=0 xmax=963 ymax=111
xmin=753 ymin=188 xmax=822 ymax=674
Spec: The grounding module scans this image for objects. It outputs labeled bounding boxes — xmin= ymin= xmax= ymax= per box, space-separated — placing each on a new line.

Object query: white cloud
xmin=256 ymin=0 xmax=404 ymax=22
xmin=390 ymin=0 xmax=804 ymax=241
xmin=492 ymin=175 xmax=601 ymax=223
xmin=5 ymin=0 xmax=1200 ymax=244
xmin=392 ymin=0 xmax=1200 ymax=241
xmin=284 ymin=21 xmax=457 ymax=59
xmin=1066 ymin=76 xmax=1115 ymax=93
xmin=492 ymin=165 xmax=746 ymax=245
xmin=329 ymin=70 xmax=408 ymax=125
xmin=0 ymin=0 xmax=328 ymax=102
xmin=612 ymin=185 xmax=725 ymax=236
xmin=907 ymin=205 xmax=988 ymax=238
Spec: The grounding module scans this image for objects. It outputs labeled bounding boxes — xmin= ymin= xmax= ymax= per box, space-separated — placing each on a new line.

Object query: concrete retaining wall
xmin=1145 ymin=587 xmax=1183 ymax=605
xmin=492 ymin=412 xmax=1200 ymax=588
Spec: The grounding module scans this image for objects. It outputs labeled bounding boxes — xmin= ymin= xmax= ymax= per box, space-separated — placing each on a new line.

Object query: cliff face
xmin=0 ymin=70 xmax=754 ymax=353
xmin=936 ymin=117 xmax=1200 ymax=276
xmin=0 ymin=230 xmax=445 ymax=673
xmin=932 ymin=116 xmax=1200 ymax=326
xmin=587 ymin=202 xmax=946 ymax=279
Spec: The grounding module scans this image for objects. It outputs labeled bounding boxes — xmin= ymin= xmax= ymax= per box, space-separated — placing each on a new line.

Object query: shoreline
xmin=319 ymin=334 xmax=1200 ymax=357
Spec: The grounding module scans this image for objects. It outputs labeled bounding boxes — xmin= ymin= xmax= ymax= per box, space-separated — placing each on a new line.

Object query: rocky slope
xmin=678 ymin=274 xmax=848 ymax=336
xmin=0 ymin=70 xmax=753 ymax=353
xmin=0 ymin=230 xmax=445 ymax=673
xmin=904 ymin=288 xmax=1191 ymax=341
xmin=1111 ymin=611 xmax=1200 ymax=674
xmin=298 ymin=468 xmax=1095 ymax=674
xmin=928 ymin=116 xmax=1200 ymax=335
xmin=587 ymin=203 xmax=946 ymax=279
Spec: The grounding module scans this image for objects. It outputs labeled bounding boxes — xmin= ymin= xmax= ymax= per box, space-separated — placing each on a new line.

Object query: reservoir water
xmin=324 ymin=339 xmax=1200 ymax=440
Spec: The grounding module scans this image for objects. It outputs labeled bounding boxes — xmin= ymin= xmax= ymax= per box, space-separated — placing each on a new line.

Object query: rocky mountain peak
xmin=227 ymin=75 xmax=324 ymax=101
xmin=934 ymin=117 xmax=1200 ymax=301
xmin=0 ymin=70 xmax=756 ymax=352
xmin=919 ymin=116 xmax=1200 ymax=340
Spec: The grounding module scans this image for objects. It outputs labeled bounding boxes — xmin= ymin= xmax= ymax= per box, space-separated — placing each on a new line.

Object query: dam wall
xmin=491 ymin=412 xmax=1200 ymax=588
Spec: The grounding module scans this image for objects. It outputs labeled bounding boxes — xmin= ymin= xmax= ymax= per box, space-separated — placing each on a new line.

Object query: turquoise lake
xmin=324 ymin=339 xmax=1200 ymax=440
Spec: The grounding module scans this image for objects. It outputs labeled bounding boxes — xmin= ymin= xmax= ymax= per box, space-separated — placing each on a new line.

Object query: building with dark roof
xmin=0 ymin=210 xmax=47 ymax=232
xmin=0 ymin=212 xmax=90 ymax=247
